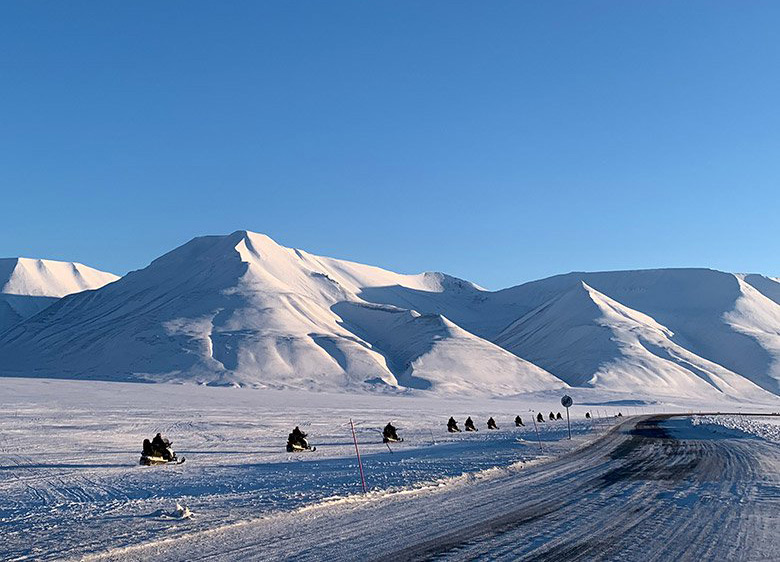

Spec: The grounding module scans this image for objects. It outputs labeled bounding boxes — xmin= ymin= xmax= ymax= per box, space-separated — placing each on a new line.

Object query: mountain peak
xmin=0 ymin=257 xmax=118 ymax=297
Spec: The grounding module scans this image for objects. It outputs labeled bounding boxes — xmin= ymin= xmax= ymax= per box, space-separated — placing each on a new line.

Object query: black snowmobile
xmin=465 ymin=417 xmax=478 ymax=432
xmin=447 ymin=417 xmax=461 ymax=433
xmin=287 ymin=426 xmax=316 ymax=453
xmin=549 ymin=412 xmax=556 ymax=421
xmin=487 ymin=417 xmax=498 ymax=430
xmin=515 ymin=415 xmax=524 ymax=427
xmin=556 ymin=412 xmax=563 ymax=420
xmin=536 ymin=412 xmax=545 ymax=423
xmin=140 ymin=433 xmax=184 ymax=465
xmin=383 ymin=422 xmax=403 ymax=443
xmin=585 ymin=412 xmax=591 ymax=419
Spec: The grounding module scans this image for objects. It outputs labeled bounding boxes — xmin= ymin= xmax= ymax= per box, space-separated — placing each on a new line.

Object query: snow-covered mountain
xmin=0 ymin=258 xmax=119 ymax=333
xmin=0 ymin=232 xmax=562 ymax=395
xmin=0 ymin=232 xmax=778 ymax=401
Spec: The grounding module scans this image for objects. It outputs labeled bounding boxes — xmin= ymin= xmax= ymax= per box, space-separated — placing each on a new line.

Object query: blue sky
xmin=1 ymin=1 xmax=778 ymax=289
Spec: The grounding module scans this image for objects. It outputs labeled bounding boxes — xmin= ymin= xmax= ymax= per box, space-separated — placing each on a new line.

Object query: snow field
xmin=1 ymin=378 xmax=622 ymax=561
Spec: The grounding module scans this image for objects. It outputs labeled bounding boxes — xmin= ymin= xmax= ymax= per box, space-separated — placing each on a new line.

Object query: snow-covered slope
xmin=488 ymin=270 xmax=780 ymax=397
xmin=0 ymin=233 xmax=778 ymax=401
xmin=0 ymin=258 xmax=119 ymax=332
xmin=0 ymin=232 xmax=561 ymax=395
xmin=494 ymin=281 xmax=770 ymax=399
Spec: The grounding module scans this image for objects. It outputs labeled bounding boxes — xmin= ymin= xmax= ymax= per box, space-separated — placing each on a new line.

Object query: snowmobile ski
xmin=286 ymin=445 xmax=316 ymax=453
xmin=140 ymin=455 xmax=185 ymax=466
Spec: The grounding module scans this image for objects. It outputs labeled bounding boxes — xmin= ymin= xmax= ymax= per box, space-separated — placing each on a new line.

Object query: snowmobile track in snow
xmin=91 ymin=414 xmax=780 ymax=561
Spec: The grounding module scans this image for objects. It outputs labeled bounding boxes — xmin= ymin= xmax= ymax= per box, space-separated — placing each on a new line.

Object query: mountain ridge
xmin=0 ymin=257 xmax=119 ymax=333
xmin=0 ymin=231 xmax=777 ymax=401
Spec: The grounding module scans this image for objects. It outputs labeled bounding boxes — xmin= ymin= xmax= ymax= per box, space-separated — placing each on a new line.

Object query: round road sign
xmin=561 ymin=395 xmax=573 ymax=408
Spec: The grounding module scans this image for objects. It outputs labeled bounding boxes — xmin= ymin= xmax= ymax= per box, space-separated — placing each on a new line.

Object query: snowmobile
xmin=585 ymin=412 xmax=591 ymax=419
xmin=515 ymin=416 xmax=524 ymax=427
xmin=383 ymin=423 xmax=403 ymax=443
xmin=556 ymin=412 xmax=563 ymax=420
xmin=464 ymin=417 xmax=478 ymax=432
xmin=549 ymin=412 xmax=556 ymax=421
xmin=140 ymin=437 xmax=185 ymax=465
xmin=487 ymin=417 xmax=498 ymax=430
xmin=536 ymin=412 xmax=545 ymax=423
xmin=447 ymin=417 xmax=461 ymax=433
xmin=286 ymin=438 xmax=316 ymax=452
xmin=287 ymin=427 xmax=316 ymax=452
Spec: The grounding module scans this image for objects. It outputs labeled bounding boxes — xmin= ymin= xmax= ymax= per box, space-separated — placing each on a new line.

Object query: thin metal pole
xmin=531 ymin=412 xmax=543 ymax=452
xmin=350 ymin=418 xmax=367 ymax=493
xmin=566 ymin=406 xmax=571 ymax=440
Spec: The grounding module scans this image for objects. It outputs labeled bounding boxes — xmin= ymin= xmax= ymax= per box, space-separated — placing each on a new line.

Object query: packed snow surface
xmin=1 ymin=379 xmax=776 ymax=561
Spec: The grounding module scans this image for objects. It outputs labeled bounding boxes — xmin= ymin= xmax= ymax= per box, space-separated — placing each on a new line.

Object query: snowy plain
xmin=1 ymin=377 xmax=777 ymax=561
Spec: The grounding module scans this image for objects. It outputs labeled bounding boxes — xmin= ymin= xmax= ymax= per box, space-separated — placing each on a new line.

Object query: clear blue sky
xmin=1 ymin=1 xmax=778 ymax=289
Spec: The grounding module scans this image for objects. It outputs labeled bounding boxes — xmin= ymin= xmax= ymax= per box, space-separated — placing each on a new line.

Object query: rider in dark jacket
xmin=151 ymin=433 xmax=173 ymax=460
xmin=287 ymin=426 xmax=309 ymax=451
xmin=383 ymin=422 xmax=400 ymax=442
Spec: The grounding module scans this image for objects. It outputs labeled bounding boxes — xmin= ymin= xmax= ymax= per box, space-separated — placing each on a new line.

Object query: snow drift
xmin=0 ymin=232 xmax=778 ymax=401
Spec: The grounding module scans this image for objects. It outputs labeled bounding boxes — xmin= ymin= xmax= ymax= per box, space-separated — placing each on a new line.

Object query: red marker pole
xmin=531 ymin=412 xmax=543 ymax=452
xmin=350 ymin=418 xmax=367 ymax=494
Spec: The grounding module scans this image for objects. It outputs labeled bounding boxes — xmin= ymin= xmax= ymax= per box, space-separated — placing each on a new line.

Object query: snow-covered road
xmin=90 ymin=415 xmax=780 ymax=562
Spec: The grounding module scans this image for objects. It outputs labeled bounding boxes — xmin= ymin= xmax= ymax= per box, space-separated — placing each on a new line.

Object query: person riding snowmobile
xmin=152 ymin=433 xmax=174 ymax=461
xmin=140 ymin=433 xmax=181 ymax=465
xmin=556 ymin=412 xmax=563 ymax=420
xmin=142 ymin=438 xmax=155 ymax=457
xmin=447 ymin=417 xmax=461 ymax=433
xmin=549 ymin=412 xmax=556 ymax=421
xmin=487 ymin=417 xmax=498 ymax=430
xmin=585 ymin=412 xmax=591 ymax=419
xmin=383 ymin=422 xmax=401 ymax=443
xmin=286 ymin=426 xmax=311 ymax=452
xmin=465 ymin=416 xmax=478 ymax=432
xmin=536 ymin=412 xmax=545 ymax=423
xmin=515 ymin=415 xmax=524 ymax=427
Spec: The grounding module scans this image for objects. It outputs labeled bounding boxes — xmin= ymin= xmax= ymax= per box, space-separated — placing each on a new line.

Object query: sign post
xmin=561 ymin=395 xmax=573 ymax=440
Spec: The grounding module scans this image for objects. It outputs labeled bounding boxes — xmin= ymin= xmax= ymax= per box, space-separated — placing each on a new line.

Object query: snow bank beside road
xmin=692 ymin=415 xmax=780 ymax=442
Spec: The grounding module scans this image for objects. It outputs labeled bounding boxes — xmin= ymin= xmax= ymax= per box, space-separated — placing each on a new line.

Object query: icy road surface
xmin=91 ymin=415 xmax=780 ymax=562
